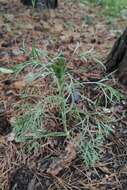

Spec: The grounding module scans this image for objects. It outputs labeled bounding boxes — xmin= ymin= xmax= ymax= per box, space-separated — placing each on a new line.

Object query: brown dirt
xmin=0 ymin=0 xmax=127 ymax=189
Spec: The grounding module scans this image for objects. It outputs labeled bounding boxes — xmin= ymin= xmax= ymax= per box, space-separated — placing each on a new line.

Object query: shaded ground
xmin=0 ymin=0 xmax=127 ymax=189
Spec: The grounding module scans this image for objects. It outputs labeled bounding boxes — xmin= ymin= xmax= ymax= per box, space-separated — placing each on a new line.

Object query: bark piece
xmin=105 ymin=27 xmax=127 ymax=85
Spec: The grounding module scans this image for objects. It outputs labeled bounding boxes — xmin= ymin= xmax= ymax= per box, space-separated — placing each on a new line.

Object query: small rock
xmin=6 ymin=132 xmax=15 ymax=142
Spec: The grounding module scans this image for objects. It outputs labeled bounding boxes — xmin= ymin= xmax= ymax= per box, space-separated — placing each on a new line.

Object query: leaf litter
xmin=0 ymin=0 xmax=127 ymax=189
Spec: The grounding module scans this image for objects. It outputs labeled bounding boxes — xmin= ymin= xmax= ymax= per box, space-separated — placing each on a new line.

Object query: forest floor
xmin=0 ymin=0 xmax=127 ymax=189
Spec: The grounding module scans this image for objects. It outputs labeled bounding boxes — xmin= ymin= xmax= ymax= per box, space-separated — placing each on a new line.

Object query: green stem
xmin=58 ymin=80 xmax=69 ymax=137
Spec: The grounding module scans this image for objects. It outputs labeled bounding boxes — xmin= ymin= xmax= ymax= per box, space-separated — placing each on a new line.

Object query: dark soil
xmin=9 ymin=165 xmax=55 ymax=190
xmin=0 ymin=103 xmax=12 ymax=136
xmin=21 ymin=0 xmax=58 ymax=9
xmin=0 ymin=115 xmax=12 ymax=135
xmin=9 ymin=166 xmax=34 ymax=190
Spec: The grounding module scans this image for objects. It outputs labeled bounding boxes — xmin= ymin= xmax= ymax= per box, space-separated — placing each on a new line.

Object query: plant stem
xmin=58 ymin=80 xmax=69 ymax=137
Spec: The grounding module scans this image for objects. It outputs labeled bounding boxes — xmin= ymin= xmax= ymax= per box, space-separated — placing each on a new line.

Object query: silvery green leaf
xmin=0 ymin=67 xmax=14 ymax=74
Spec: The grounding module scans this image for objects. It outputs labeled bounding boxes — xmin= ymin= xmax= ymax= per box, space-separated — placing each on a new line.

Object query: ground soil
xmin=0 ymin=0 xmax=127 ymax=189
